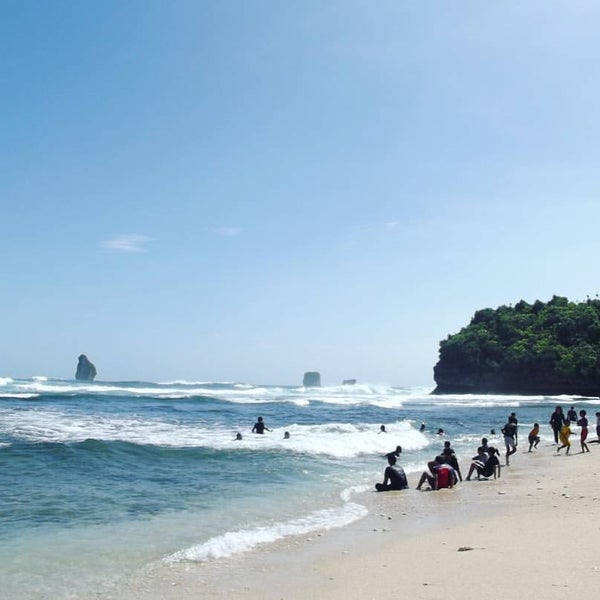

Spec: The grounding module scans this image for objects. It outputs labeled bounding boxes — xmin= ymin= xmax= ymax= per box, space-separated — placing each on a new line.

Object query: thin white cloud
xmin=101 ymin=234 xmax=151 ymax=252
xmin=214 ymin=227 xmax=242 ymax=237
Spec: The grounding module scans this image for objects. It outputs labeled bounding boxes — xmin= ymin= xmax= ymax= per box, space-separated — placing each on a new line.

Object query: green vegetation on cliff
xmin=433 ymin=296 xmax=600 ymax=395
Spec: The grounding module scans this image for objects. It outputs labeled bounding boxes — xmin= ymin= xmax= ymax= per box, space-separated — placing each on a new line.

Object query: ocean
xmin=1 ymin=376 xmax=598 ymax=599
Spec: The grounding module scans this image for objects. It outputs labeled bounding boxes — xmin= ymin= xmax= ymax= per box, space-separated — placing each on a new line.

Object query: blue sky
xmin=3 ymin=1 xmax=600 ymax=385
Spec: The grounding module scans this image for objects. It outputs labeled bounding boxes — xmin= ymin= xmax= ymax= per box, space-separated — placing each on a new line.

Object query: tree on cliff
xmin=433 ymin=296 xmax=600 ymax=395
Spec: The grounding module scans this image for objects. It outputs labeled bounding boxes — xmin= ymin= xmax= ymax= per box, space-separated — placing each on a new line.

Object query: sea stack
xmin=302 ymin=371 xmax=321 ymax=387
xmin=75 ymin=354 xmax=97 ymax=381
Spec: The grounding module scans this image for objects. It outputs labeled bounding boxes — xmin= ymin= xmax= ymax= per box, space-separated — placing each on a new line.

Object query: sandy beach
xmin=116 ymin=440 xmax=600 ymax=600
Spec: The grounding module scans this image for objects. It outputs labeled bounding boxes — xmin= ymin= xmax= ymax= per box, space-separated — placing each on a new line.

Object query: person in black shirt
xmin=375 ymin=455 xmax=408 ymax=491
xmin=549 ymin=406 xmax=565 ymax=444
xmin=251 ymin=416 xmax=272 ymax=434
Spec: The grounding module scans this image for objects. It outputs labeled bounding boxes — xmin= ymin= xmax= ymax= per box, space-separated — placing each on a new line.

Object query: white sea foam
xmin=165 ymin=501 xmax=367 ymax=563
xmin=0 ymin=377 xmax=14 ymax=386
xmin=0 ymin=409 xmax=428 ymax=458
xmin=0 ymin=393 xmax=39 ymax=399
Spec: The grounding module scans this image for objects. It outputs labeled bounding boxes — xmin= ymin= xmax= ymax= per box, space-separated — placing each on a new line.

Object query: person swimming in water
xmin=235 ymin=432 xmax=243 ymax=440
xmin=384 ymin=445 xmax=402 ymax=460
xmin=252 ymin=416 xmax=272 ymax=434
xmin=283 ymin=431 xmax=290 ymax=439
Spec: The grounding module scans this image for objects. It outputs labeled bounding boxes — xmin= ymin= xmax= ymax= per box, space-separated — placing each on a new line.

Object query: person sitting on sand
xmin=467 ymin=447 xmax=501 ymax=480
xmin=465 ymin=446 xmax=489 ymax=481
xmin=375 ymin=454 xmax=409 ymax=492
xmin=556 ymin=420 xmax=572 ymax=454
xmin=577 ymin=410 xmax=590 ymax=453
xmin=441 ymin=443 xmax=463 ymax=482
xmin=502 ymin=419 xmax=518 ymax=466
xmin=417 ymin=456 xmax=457 ymax=491
xmin=252 ymin=416 xmax=272 ymax=434
xmin=527 ymin=423 xmax=540 ymax=452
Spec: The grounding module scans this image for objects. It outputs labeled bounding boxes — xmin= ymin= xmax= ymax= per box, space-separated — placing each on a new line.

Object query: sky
xmin=3 ymin=1 xmax=600 ymax=386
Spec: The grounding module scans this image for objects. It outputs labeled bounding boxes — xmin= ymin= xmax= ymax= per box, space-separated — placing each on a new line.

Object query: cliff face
xmin=432 ymin=363 xmax=600 ymax=396
xmin=432 ymin=296 xmax=600 ymax=396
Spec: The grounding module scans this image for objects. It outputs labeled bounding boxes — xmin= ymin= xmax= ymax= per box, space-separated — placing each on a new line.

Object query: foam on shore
xmin=112 ymin=441 xmax=600 ymax=599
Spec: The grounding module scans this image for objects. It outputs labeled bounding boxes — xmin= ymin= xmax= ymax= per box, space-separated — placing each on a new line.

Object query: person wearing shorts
xmin=577 ymin=410 xmax=590 ymax=453
xmin=502 ymin=421 xmax=517 ymax=466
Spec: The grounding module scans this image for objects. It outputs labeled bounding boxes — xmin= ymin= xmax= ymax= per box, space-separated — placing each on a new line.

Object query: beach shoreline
xmin=115 ymin=441 xmax=600 ymax=599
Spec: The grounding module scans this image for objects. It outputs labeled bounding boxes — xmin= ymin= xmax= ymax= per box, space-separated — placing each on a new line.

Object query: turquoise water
xmin=1 ymin=376 xmax=597 ymax=599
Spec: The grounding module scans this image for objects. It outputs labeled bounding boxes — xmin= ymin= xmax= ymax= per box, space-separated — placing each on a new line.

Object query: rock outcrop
xmin=432 ymin=296 xmax=600 ymax=396
xmin=302 ymin=371 xmax=321 ymax=387
xmin=342 ymin=379 xmax=357 ymax=385
xmin=75 ymin=354 xmax=97 ymax=381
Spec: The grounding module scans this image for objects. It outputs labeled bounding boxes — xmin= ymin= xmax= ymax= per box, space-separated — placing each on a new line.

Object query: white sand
xmin=116 ymin=442 xmax=600 ymax=600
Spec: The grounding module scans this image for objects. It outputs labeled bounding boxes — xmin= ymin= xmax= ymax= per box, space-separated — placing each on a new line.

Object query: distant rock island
xmin=75 ymin=354 xmax=97 ymax=381
xmin=303 ymin=371 xmax=321 ymax=387
xmin=433 ymin=296 xmax=600 ymax=396
xmin=342 ymin=379 xmax=357 ymax=385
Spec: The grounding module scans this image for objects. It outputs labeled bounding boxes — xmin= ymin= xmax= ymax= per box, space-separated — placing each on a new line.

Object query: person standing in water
xmin=252 ymin=416 xmax=272 ymax=434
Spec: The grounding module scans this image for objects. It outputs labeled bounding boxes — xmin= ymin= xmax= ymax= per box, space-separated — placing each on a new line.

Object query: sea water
xmin=0 ymin=376 xmax=598 ymax=599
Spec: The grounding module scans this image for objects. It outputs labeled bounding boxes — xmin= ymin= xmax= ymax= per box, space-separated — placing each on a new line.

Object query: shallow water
xmin=1 ymin=376 xmax=597 ymax=598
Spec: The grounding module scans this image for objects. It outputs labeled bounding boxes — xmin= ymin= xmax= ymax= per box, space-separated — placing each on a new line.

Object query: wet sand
xmin=116 ymin=441 xmax=600 ymax=600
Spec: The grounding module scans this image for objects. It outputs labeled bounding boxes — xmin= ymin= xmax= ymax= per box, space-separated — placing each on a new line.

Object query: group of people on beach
xmin=375 ymin=406 xmax=600 ymax=493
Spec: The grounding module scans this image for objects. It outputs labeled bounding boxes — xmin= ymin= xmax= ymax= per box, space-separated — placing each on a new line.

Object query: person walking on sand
xmin=375 ymin=454 xmax=409 ymax=491
xmin=549 ymin=406 xmax=565 ymax=444
xmin=508 ymin=412 xmax=519 ymax=446
xmin=577 ymin=410 xmax=590 ymax=453
xmin=251 ymin=416 xmax=272 ymax=434
xmin=502 ymin=419 xmax=518 ymax=466
xmin=556 ymin=420 xmax=572 ymax=454
xmin=528 ymin=423 xmax=540 ymax=452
